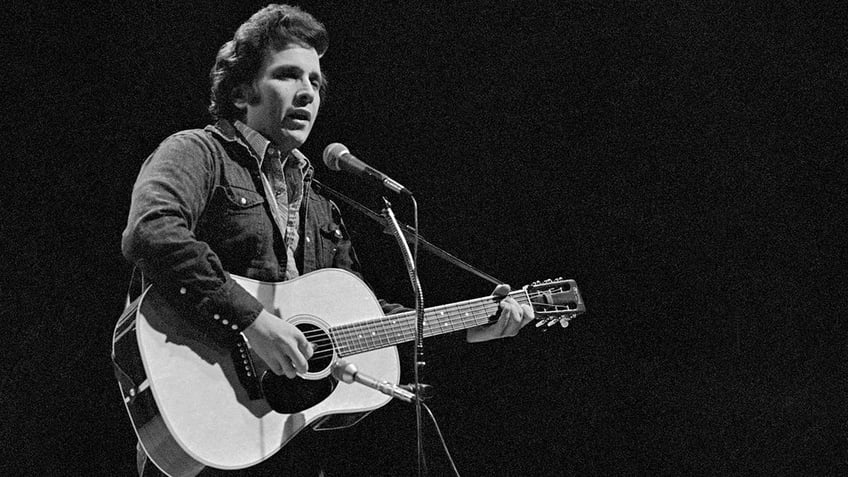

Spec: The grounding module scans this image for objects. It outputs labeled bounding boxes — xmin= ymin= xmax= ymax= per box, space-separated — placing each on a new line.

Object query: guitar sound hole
xmin=297 ymin=322 xmax=333 ymax=373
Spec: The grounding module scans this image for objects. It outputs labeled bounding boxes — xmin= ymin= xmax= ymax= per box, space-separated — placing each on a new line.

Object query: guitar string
xmin=299 ymin=308 xmax=493 ymax=360
xmin=294 ymin=291 xmax=536 ymax=347
xmin=296 ymin=293 xmax=514 ymax=342
xmin=300 ymin=295 xmax=508 ymax=342
xmin=247 ymin=287 xmax=558 ymax=353
xmin=296 ymin=290 xmax=568 ymax=349
xmin=285 ymin=292 xmax=545 ymax=361
xmin=244 ymin=288 xmax=570 ymax=363
xmin=295 ymin=296 xmax=573 ymax=361
xmin=295 ymin=300 xmax=502 ymax=360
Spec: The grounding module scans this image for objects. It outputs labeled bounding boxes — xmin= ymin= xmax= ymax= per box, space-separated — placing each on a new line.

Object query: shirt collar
xmin=234 ymin=120 xmax=275 ymax=166
xmin=224 ymin=119 xmax=312 ymax=173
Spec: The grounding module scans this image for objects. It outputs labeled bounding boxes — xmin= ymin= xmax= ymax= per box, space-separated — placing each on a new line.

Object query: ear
xmin=231 ymin=83 xmax=256 ymax=110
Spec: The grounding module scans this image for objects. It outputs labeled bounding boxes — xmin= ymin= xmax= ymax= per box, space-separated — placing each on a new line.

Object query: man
xmin=123 ymin=4 xmax=533 ymax=475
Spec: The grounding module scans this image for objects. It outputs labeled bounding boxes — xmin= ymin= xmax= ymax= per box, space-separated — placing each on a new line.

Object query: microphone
xmin=331 ymin=359 xmax=415 ymax=403
xmin=322 ymin=143 xmax=412 ymax=196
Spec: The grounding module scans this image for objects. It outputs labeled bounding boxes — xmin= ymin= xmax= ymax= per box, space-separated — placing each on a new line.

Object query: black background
xmin=3 ymin=1 xmax=846 ymax=475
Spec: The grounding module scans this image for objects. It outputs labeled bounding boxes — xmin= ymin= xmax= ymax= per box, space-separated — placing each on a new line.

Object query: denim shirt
xmin=122 ymin=119 xmax=390 ymax=346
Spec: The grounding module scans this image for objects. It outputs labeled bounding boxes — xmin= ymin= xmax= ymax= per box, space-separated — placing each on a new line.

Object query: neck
xmin=328 ymin=289 xmax=530 ymax=357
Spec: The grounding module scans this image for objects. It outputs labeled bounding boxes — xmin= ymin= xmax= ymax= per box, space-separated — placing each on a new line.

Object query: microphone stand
xmin=314 ymin=179 xmax=498 ymax=476
xmin=380 ymin=196 xmax=428 ymax=476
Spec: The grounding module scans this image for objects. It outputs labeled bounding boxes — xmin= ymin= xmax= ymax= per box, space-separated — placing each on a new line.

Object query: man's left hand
xmin=467 ymin=284 xmax=535 ymax=342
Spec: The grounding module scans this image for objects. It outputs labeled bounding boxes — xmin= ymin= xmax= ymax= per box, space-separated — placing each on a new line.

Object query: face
xmin=237 ymin=45 xmax=322 ymax=152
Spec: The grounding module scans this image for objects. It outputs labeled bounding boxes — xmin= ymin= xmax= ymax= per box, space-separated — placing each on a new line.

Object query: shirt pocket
xmin=204 ymin=185 xmax=269 ymax=261
xmin=220 ymin=185 xmax=265 ymax=212
xmin=317 ymin=222 xmax=346 ymax=268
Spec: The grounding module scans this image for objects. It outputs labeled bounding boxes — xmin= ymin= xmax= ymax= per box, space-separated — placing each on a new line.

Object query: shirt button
xmin=179 ymin=287 xmax=187 ymax=295
xmin=222 ymin=319 xmax=229 ymax=325
xmin=231 ymin=324 xmax=239 ymax=330
xmin=213 ymin=314 xmax=220 ymax=320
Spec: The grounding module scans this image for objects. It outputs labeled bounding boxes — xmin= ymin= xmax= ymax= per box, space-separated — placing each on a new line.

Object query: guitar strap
xmin=124 ymin=264 xmax=147 ymax=309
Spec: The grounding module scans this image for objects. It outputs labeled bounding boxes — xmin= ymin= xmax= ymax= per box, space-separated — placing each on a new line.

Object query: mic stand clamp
xmin=332 ymin=359 xmax=416 ymax=403
xmin=399 ymin=383 xmax=435 ymax=401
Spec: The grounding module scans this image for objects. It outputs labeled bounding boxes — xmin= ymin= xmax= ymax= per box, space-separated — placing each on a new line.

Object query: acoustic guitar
xmin=112 ymin=268 xmax=584 ymax=476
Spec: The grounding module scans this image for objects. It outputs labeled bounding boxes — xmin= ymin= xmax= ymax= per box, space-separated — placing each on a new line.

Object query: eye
xmin=274 ymin=71 xmax=297 ymax=80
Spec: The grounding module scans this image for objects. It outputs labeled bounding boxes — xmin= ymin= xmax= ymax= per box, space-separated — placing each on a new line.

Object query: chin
xmin=277 ymin=133 xmax=309 ymax=151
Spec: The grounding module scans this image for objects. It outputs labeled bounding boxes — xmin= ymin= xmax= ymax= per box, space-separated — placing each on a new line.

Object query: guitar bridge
xmin=232 ymin=337 xmax=263 ymax=400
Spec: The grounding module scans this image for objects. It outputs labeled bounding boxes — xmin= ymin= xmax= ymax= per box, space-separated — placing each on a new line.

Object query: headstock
xmin=525 ymin=278 xmax=586 ymax=328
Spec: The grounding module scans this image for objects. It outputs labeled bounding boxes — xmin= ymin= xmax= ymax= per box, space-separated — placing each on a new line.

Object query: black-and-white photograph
xmin=3 ymin=1 xmax=844 ymax=475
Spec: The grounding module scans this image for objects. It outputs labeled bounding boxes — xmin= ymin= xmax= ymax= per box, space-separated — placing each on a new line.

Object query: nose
xmin=294 ymin=81 xmax=317 ymax=107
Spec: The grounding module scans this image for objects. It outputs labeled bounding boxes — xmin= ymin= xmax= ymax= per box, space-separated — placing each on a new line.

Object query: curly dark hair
xmin=208 ymin=4 xmax=329 ymax=121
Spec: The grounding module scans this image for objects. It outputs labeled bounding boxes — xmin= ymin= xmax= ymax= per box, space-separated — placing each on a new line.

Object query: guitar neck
xmin=329 ymin=290 xmax=530 ymax=357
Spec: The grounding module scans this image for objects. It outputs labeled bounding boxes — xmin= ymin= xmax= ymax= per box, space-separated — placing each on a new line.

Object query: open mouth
xmin=286 ymin=110 xmax=311 ymax=122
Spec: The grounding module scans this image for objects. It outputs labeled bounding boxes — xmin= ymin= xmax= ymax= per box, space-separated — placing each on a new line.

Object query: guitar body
xmin=112 ymin=268 xmax=399 ymax=476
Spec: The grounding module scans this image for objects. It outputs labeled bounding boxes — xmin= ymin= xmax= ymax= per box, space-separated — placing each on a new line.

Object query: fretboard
xmin=329 ymin=290 xmax=531 ymax=357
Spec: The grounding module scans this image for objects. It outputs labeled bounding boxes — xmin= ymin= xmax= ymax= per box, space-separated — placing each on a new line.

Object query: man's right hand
xmin=243 ymin=309 xmax=314 ymax=378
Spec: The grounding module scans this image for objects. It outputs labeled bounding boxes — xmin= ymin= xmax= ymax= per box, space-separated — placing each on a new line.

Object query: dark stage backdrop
xmin=3 ymin=1 xmax=845 ymax=475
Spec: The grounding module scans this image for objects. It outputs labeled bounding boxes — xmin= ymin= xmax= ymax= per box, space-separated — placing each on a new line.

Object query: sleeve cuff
xmin=196 ymin=275 xmax=264 ymax=344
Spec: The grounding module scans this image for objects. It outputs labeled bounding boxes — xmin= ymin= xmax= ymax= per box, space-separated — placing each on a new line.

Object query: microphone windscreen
xmin=322 ymin=143 xmax=349 ymax=171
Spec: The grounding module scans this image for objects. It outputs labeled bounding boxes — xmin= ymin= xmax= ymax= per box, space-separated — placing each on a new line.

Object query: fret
xmin=366 ymin=320 xmax=380 ymax=352
xmin=437 ymin=304 xmax=457 ymax=334
xmin=331 ymin=325 xmax=354 ymax=357
xmin=387 ymin=314 xmax=407 ymax=343
xmin=460 ymin=300 xmax=476 ymax=329
xmin=431 ymin=304 xmax=445 ymax=332
xmin=473 ymin=298 xmax=488 ymax=326
xmin=376 ymin=320 xmax=388 ymax=348
xmin=369 ymin=321 xmax=381 ymax=352
xmin=482 ymin=296 xmax=500 ymax=325
xmin=374 ymin=320 xmax=387 ymax=349
xmin=349 ymin=322 xmax=367 ymax=354
xmin=454 ymin=301 xmax=470 ymax=330
xmin=467 ymin=299 xmax=483 ymax=327
xmin=366 ymin=320 xmax=382 ymax=352
xmin=343 ymin=327 xmax=358 ymax=355
xmin=425 ymin=309 xmax=439 ymax=336
xmin=468 ymin=298 xmax=485 ymax=327
xmin=342 ymin=327 xmax=355 ymax=356
xmin=351 ymin=320 xmax=369 ymax=353
xmin=371 ymin=320 xmax=387 ymax=350
xmin=328 ymin=328 xmax=346 ymax=357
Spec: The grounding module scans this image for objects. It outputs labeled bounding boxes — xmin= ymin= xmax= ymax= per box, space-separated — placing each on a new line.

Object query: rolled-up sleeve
xmin=122 ymin=131 xmax=262 ymax=345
